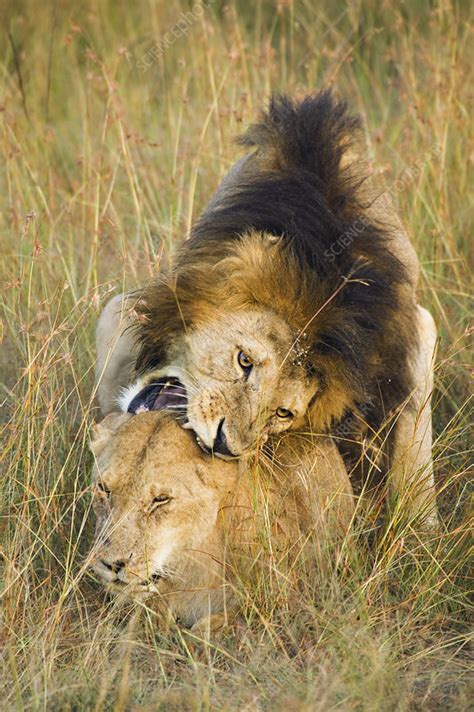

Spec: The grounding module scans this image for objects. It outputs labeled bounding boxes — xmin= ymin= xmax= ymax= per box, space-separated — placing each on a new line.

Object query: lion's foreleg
xmin=95 ymin=293 xmax=140 ymax=415
xmin=389 ymin=306 xmax=438 ymax=527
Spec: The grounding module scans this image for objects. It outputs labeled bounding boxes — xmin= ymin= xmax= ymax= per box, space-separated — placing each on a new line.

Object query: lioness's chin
xmin=104 ymin=579 xmax=165 ymax=599
xmin=93 ymin=564 xmax=169 ymax=598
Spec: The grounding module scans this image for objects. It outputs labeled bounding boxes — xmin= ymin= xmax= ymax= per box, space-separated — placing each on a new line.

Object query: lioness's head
xmin=88 ymin=411 xmax=238 ymax=622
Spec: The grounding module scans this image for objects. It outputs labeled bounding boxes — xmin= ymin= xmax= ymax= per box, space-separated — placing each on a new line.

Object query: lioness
xmin=96 ymin=90 xmax=437 ymax=524
xmin=88 ymin=411 xmax=354 ymax=630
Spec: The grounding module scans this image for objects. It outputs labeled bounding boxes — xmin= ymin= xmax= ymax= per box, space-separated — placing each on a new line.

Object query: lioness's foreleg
xmin=390 ymin=306 xmax=438 ymax=526
xmin=95 ymin=293 xmax=140 ymax=415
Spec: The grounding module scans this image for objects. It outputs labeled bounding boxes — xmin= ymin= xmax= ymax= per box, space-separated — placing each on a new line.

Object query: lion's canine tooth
xmin=182 ymin=422 xmax=194 ymax=430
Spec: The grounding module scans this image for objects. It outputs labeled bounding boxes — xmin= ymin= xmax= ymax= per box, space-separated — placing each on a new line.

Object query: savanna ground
xmin=0 ymin=1 xmax=472 ymax=709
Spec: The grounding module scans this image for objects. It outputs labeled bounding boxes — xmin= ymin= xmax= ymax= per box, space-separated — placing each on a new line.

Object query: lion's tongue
xmin=152 ymin=380 xmax=187 ymax=410
xmin=127 ymin=378 xmax=187 ymax=414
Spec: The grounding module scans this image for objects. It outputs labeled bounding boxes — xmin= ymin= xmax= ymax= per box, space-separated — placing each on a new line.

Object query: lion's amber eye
xmin=276 ymin=407 xmax=294 ymax=419
xmin=237 ymin=350 xmax=253 ymax=374
xmin=149 ymin=495 xmax=172 ymax=512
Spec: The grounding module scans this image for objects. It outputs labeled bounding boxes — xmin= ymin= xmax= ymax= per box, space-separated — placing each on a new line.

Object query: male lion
xmin=87 ymin=411 xmax=354 ymax=630
xmin=96 ymin=91 xmax=437 ymax=525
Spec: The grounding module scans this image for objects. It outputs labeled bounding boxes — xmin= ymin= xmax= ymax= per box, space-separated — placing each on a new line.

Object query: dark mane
xmin=136 ymin=90 xmax=417 ymax=432
xmin=191 ymin=91 xmax=368 ymax=271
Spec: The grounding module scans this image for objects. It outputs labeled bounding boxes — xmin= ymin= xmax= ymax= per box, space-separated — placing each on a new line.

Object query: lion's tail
xmin=239 ymin=90 xmax=362 ymax=205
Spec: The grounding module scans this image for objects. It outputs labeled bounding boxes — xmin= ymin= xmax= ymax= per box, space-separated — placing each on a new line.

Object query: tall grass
xmin=1 ymin=1 xmax=472 ymax=709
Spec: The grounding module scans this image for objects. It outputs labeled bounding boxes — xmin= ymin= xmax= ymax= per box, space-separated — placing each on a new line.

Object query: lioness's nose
xmin=101 ymin=559 xmax=125 ymax=574
xmin=212 ymin=418 xmax=234 ymax=457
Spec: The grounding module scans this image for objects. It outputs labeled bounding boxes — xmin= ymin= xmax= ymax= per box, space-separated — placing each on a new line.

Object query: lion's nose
xmin=101 ymin=559 xmax=126 ymax=574
xmin=212 ymin=418 xmax=234 ymax=457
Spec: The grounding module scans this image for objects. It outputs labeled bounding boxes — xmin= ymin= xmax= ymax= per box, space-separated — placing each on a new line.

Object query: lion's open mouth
xmin=125 ymin=377 xmax=222 ymax=455
xmin=127 ymin=378 xmax=188 ymax=416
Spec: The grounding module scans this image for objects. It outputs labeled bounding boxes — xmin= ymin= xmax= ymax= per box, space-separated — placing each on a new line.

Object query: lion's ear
xmin=265 ymin=232 xmax=283 ymax=246
xmin=90 ymin=413 xmax=131 ymax=457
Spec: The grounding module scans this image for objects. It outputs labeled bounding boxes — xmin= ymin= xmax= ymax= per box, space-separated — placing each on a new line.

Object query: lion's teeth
xmin=182 ymin=422 xmax=193 ymax=430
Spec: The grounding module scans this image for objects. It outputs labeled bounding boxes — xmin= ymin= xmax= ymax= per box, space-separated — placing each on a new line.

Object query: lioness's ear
xmin=90 ymin=413 xmax=131 ymax=457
